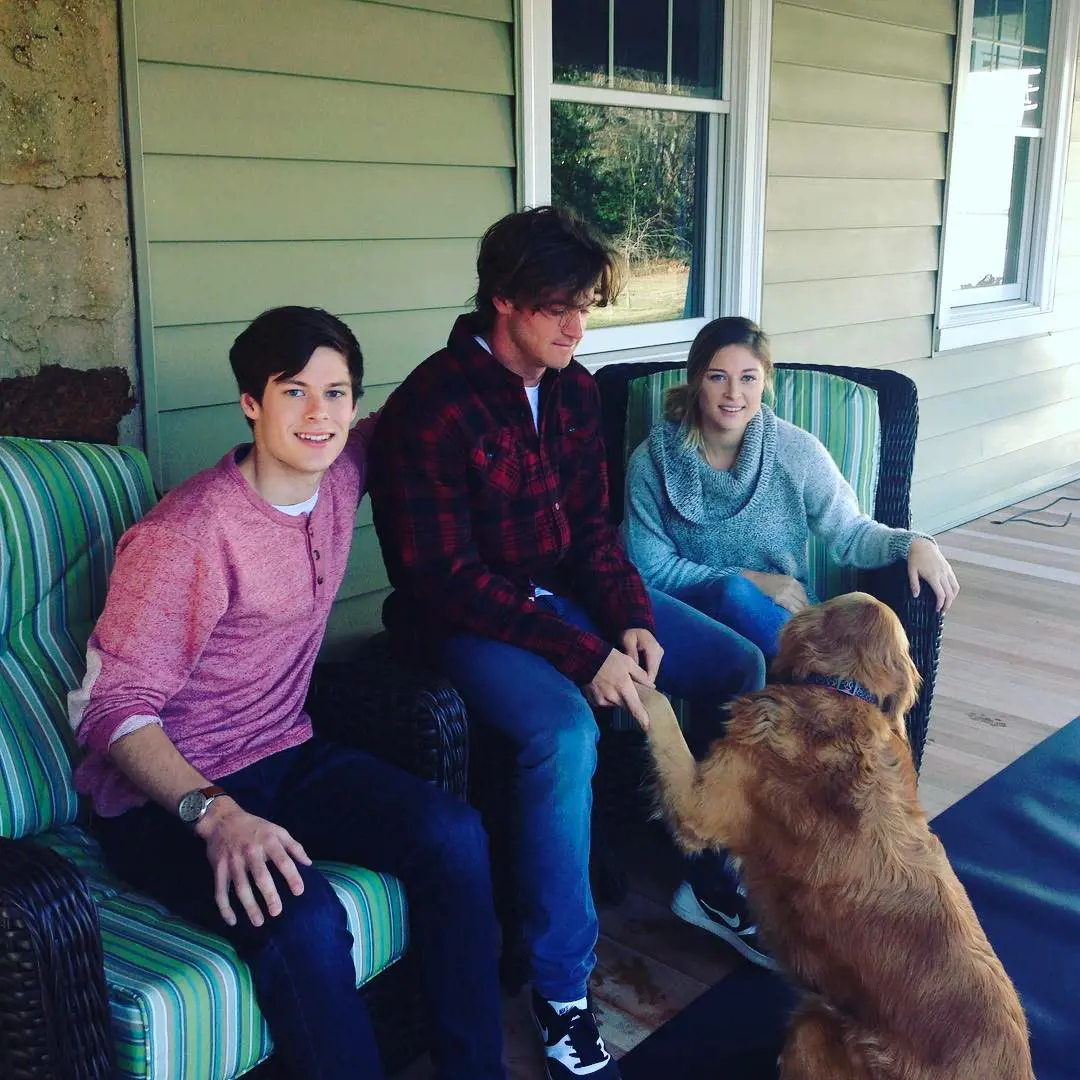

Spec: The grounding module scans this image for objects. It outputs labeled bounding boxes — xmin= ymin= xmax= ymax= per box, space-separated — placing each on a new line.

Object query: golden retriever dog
xmin=640 ymin=592 xmax=1033 ymax=1080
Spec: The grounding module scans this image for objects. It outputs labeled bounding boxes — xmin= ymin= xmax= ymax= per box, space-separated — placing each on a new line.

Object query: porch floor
xmin=397 ymin=477 xmax=1080 ymax=1080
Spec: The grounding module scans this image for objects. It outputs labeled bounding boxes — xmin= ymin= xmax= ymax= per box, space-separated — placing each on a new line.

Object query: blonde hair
xmin=665 ymin=317 xmax=773 ymax=450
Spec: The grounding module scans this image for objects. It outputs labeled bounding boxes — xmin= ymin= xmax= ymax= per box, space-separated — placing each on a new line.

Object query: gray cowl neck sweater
xmin=621 ymin=405 xmax=925 ymax=599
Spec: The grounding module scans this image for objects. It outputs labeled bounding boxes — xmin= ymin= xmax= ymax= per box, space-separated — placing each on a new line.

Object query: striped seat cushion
xmin=615 ymin=366 xmax=881 ymax=729
xmin=38 ymin=825 xmax=410 ymax=1080
xmin=0 ymin=438 xmax=157 ymax=839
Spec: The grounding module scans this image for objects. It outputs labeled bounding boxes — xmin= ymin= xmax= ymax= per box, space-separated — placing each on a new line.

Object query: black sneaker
xmin=670 ymin=879 xmax=780 ymax=971
xmin=531 ymin=989 xmax=621 ymax=1078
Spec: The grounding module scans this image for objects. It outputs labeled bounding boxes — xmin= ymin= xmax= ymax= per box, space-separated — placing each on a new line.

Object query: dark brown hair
xmin=229 ymin=306 xmax=364 ymax=424
xmin=473 ymin=205 xmax=622 ymax=331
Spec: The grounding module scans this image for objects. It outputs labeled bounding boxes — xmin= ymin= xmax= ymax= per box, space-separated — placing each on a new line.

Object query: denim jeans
xmin=437 ymin=587 xmax=765 ymax=1001
xmin=95 ymin=736 xmax=505 ymax=1080
xmin=672 ymin=574 xmax=793 ymax=660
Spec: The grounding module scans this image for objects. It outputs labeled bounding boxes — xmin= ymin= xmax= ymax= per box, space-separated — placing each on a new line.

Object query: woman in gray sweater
xmin=623 ymin=317 xmax=958 ymax=659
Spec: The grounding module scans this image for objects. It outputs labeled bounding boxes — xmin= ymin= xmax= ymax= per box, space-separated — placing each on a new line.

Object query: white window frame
xmin=936 ymin=0 xmax=1080 ymax=352
xmin=516 ymin=0 xmax=771 ymax=360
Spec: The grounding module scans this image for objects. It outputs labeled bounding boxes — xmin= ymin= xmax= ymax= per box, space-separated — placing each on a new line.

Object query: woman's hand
xmin=741 ymin=570 xmax=809 ymax=614
xmin=907 ymin=538 xmax=960 ymax=613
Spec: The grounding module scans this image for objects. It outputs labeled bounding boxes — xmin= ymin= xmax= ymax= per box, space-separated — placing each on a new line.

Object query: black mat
xmin=620 ymin=716 xmax=1080 ymax=1080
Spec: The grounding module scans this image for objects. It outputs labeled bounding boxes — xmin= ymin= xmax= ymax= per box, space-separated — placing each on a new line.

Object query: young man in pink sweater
xmin=69 ymin=306 xmax=505 ymax=1080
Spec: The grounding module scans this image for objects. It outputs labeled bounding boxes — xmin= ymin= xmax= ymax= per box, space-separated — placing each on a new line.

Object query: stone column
xmin=0 ymin=0 xmax=138 ymax=444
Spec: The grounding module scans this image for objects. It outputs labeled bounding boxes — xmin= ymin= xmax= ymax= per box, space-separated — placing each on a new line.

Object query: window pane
xmin=949 ymin=135 xmax=1032 ymax=292
xmin=552 ymin=0 xmax=722 ymax=98
xmin=672 ymin=0 xmax=722 ymax=96
xmin=613 ymin=1 xmax=669 ymax=90
xmin=552 ymin=0 xmax=608 ymax=85
xmin=551 ymin=101 xmax=708 ymax=326
xmin=970 ymin=0 xmax=1051 ymax=127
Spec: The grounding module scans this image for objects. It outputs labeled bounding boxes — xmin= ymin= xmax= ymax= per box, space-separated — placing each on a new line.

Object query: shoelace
xmin=563 ymin=1007 xmax=609 ymax=1067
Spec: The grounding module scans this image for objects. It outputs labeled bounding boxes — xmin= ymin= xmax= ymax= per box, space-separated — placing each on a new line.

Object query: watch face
xmin=178 ymin=789 xmax=207 ymax=824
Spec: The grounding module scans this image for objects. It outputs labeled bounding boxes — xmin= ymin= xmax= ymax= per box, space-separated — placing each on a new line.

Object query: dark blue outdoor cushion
xmin=933 ymin=716 xmax=1080 ymax=1080
xmin=622 ymin=716 xmax=1080 ymax=1079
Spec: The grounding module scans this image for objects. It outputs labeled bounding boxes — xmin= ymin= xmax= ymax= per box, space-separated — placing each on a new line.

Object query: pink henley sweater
xmin=70 ymin=429 xmax=367 ymax=817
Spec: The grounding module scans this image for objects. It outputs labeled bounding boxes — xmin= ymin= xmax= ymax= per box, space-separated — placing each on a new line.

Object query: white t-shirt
xmin=273 ymin=489 xmax=320 ymax=517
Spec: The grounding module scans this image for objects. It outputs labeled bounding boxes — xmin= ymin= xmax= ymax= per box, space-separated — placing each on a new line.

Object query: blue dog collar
xmin=791 ymin=673 xmax=879 ymax=707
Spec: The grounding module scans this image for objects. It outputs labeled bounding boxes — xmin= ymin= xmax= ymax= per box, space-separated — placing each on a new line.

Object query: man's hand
xmin=620 ymin=627 xmax=663 ymax=684
xmin=742 ymin=570 xmax=809 ymax=614
xmin=195 ymin=798 xmax=312 ymax=928
xmin=907 ymin=538 xmax=960 ymax=613
xmin=584 ymin=647 xmax=653 ymax=731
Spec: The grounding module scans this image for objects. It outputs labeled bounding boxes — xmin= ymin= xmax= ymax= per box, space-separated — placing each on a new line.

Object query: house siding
xmin=764 ymin=0 xmax=1080 ymax=535
xmin=122 ymin=0 xmax=515 ymax=644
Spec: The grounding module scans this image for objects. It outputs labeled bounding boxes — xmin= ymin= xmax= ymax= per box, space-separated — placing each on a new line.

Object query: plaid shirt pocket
xmin=472 ymin=429 xmax=527 ymax=497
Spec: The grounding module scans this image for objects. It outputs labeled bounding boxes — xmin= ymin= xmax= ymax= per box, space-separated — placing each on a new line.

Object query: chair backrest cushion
xmin=0 ymin=437 xmax=156 ymax=838
xmin=623 ymin=366 xmax=881 ymax=602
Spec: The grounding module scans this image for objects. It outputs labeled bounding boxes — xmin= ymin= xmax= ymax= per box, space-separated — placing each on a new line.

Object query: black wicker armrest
xmin=0 ymin=836 xmax=114 ymax=1080
xmin=305 ymin=634 xmax=468 ymax=799
xmin=859 ymin=561 xmax=943 ymax=773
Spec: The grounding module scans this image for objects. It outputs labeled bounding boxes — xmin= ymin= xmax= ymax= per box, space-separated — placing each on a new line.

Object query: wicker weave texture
xmin=0 ymin=838 xmax=114 ymax=1080
xmin=306 ymin=639 xmax=468 ymax=799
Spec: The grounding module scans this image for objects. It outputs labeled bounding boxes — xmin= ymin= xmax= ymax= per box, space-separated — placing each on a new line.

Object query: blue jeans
xmin=96 ymin=736 xmax=504 ymax=1080
xmin=437 ymin=587 xmax=765 ymax=1001
xmin=672 ymin=575 xmax=792 ymax=660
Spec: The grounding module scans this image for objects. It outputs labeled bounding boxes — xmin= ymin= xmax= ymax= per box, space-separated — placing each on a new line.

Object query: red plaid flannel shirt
xmin=369 ymin=314 xmax=654 ymax=684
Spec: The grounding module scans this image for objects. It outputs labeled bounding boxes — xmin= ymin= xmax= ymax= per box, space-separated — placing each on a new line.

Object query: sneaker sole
xmin=670 ymin=881 xmax=781 ymax=971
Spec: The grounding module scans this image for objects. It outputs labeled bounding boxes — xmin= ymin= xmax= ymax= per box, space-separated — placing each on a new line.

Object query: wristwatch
xmin=177 ymin=785 xmax=228 ymax=826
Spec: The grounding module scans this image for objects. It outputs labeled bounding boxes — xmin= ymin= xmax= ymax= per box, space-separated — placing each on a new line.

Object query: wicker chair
xmin=0 ymin=437 xmax=467 ymax=1080
xmin=594 ymin=360 xmax=943 ymax=768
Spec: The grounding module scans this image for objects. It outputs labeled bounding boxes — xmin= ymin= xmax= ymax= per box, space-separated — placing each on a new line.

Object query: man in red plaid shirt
xmin=370 ymin=207 xmax=767 ymax=1078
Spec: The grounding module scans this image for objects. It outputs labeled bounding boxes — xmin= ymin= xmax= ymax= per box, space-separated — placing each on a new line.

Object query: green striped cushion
xmin=771 ymin=369 xmax=880 ymax=602
xmin=616 ymin=366 xmax=881 ymax=730
xmin=39 ymin=825 xmax=409 ymax=1080
xmin=0 ymin=438 xmax=157 ymax=839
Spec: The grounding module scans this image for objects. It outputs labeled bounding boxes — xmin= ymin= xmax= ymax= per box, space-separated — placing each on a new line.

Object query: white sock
xmin=547 ymin=995 xmax=588 ymax=1015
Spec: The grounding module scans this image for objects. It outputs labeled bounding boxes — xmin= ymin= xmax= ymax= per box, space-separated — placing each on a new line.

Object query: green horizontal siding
xmin=780 ymin=0 xmax=957 ymax=34
xmin=773 ymin=3 xmax=954 ymax=83
xmin=135 ymin=0 xmax=513 ymax=93
xmin=766 ymin=177 xmax=943 ymax=230
xmin=148 ymin=239 xmax=484 ymax=327
xmin=138 ymin=66 xmax=514 ymax=164
xmin=142 ymin=158 xmax=513 ymax=242
xmin=359 ymin=0 xmax=511 ymax=20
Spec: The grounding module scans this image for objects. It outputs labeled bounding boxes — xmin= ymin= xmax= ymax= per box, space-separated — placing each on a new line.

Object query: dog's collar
xmin=788 ymin=673 xmax=879 ymax=707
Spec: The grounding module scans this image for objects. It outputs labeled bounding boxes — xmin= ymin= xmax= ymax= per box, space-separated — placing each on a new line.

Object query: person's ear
xmin=240 ymin=392 xmax=261 ymax=423
xmin=492 ymin=295 xmax=516 ymax=317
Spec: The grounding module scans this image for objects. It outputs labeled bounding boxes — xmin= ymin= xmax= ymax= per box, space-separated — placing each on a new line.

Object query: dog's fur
xmin=641 ymin=592 xmax=1033 ymax=1080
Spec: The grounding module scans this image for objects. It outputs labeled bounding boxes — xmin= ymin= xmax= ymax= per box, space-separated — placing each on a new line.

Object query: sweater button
xmin=313 ymin=550 xmax=320 ymax=560
xmin=554 ymin=501 xmax=560 ymax=511
xmin=316 ymin=575 xmax=324 ymax=585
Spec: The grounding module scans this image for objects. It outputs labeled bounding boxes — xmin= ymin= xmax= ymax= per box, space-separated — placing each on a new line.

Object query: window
xmin=937 ymin=0 xmax=1080 ymax=351
xmin=518 ymin=1 xmax=771 ymax=356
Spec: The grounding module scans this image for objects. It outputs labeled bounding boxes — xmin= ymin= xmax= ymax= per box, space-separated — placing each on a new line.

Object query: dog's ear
xmin=845 ymin=597 xmax=920 ymax=737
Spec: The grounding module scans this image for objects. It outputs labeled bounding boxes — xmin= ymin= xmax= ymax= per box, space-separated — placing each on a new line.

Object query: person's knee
xmin=419 ymin=795 xmax=491 ymax=872
xmin=742 ymin=642 xmax=767 ymax=693
xmin=258 ymin=866 xmax=353 ymax=967
xmin=713 ymin=573 xmax=762 ymax=609
xmin=518 ymin=702 xmax=598 ymax=783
